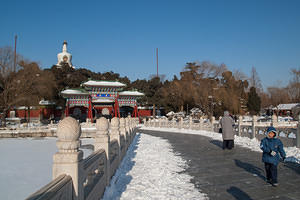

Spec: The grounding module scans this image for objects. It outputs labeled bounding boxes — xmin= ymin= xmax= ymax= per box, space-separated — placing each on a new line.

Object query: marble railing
xmin=26 ymin=116 xmax=139 ymax=200
xmin=144 ymin=116 xmax=300 ymax=148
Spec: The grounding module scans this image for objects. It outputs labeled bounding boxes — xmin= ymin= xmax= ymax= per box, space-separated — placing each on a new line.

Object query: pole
xmin=14 ymin=35 xmax=17 ymax=72
xmin=156 ymin=48 xmax=158 ymax=77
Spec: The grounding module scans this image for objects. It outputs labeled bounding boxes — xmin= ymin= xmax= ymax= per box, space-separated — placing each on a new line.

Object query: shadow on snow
xmin=101 ymin=133 xmax=140 ymax=200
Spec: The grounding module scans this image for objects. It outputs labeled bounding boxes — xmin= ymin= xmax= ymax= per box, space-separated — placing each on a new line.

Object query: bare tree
xmin=267 ymin=87 xmax=290 ymax=106
xmin=0 ymin=46 xmax=22 ymax=76
xmin=249 ymin=67 xmax=263 ymax=93
xmin=287 ymin=68 xmax=300 ymax=102
xmin=233 ymin=69 xmax=248 ymax=81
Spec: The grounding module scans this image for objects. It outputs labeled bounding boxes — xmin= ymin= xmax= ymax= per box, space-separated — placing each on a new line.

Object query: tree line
xmin=0 ymin=46 xmax=299 ymax=123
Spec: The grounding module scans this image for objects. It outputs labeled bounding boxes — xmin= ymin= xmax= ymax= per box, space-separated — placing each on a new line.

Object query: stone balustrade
xmin=144 ymin=115 xmax=300 ymax=148
xmin=26 ymin=116 xmax=138 ymax=200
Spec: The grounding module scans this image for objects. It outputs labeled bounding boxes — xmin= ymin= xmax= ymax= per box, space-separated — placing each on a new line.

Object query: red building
xmin=61 ymin=80 xmax=144 ymax=122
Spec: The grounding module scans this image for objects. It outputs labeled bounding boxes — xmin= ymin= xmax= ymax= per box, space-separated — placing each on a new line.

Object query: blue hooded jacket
xmin=260 ymin=127 xmax=286 ymax=165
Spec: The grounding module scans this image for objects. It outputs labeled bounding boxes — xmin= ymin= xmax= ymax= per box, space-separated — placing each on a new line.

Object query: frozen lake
xmin=0 ymin=137 xmax=93 ymax=200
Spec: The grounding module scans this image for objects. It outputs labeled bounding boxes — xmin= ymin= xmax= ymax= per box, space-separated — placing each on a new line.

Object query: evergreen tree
xmin=247 ymin=87 xmax=261 ymax=115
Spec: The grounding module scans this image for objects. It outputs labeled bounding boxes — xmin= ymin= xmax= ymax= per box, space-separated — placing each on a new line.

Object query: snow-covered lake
xmin=0 ymin=137 xmax=93 ymax=200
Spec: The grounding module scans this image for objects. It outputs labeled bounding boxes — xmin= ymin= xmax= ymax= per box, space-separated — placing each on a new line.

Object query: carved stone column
xmin=52 ymin=117 xmax=83 ymax=200
xmin=199 ymin=117 xmax=203 ymax=130
xmin=297 ymin=123 xmax=300 ymax=148
xmin=179 ymin=117 xmax=183 ymax=129
xmin=189 ymin=117 xmax=193 ymax=130
xmin=272 ymin=114 xmax=278 ymax=127
xmin=211 ymin=116 xmax=215 ymax=132
xmin=94 ymin=117 xmax=110 ymax=185
xmin=110 ymin=117 xmax=121 ymax=165
xmin=120 ymin=118 xmax=127 ymax=152
xmin=251 ymin=115 xmax=257 ymax=139
xmin=237 ymin=115 xmax=243 ymax=136
xmin=125 ymin=117 xmax=130 ymax=145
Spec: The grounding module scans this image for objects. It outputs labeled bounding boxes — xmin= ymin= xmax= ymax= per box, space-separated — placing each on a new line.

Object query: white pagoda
xmin=56 ymin=40 xmax=74 ymax=68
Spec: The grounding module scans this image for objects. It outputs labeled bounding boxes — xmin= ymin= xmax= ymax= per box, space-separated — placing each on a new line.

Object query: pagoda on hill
xmin=61 ymin=80 xmax=144 ymax=122
xmin=56 ymin=40 xmax=74 ymax=68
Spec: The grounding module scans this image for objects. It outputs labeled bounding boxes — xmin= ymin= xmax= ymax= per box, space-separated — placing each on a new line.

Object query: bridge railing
xmin=26 ymin=116 xmax=139 ymax=200
xmin=144 ymin=115 xmax=300 ymax=148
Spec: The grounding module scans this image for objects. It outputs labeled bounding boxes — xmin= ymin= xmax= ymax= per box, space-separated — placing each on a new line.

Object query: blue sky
xmin=1 ymin=0 xmax=299 ymax=89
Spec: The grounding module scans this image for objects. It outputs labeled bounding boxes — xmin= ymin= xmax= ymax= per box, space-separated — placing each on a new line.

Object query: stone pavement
xmin=139 ymin=129 xmax=300 ymax=200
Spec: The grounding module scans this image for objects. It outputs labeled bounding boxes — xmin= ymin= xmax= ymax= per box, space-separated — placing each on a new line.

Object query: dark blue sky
xmin=1 ymin=0 xmax=299 ymax=89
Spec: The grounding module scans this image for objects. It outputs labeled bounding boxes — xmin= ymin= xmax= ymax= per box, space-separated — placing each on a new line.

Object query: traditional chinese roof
xmin=274 ymin=103 xmax=300 ymax=110
xmin=119 ymin=91 xmax=144 ymax=96
xmin=39 ymin=100 xmax=56 ymax=105
xmin=83 ymin=80 xmax=126 ymax=87
xmin=61 ymin=89 xmax=89 ymax=96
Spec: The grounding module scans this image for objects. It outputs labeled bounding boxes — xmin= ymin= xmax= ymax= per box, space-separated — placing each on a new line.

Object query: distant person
xmin=260 ymin=126 xmax=286 ymax=187
xmin=219 ymin=111 xmax=235 ymax=150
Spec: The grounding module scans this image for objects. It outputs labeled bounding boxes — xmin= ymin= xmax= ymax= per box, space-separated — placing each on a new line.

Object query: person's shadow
xmin=209 ymin=140 xmax=223 ymax=149
xmin=234 ymin=159 xmax=265 ymax=181
xmin=283 ymin=159 xmax=300 ymax=175
xmin=227 ymin=186 xmax=253 ymax=200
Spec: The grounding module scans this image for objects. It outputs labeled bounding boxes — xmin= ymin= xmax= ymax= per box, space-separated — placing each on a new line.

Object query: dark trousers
xmin=223 ymin=140 xmax=234 ymax=149
xmin=265 ymin=162 xmax=278 ymax=183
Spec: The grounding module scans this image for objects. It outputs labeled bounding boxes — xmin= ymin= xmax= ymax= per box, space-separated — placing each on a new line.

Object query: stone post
xmin=52 ymin=117 xmax=83 ymax=200
xmin=110 ymin=117 xmax=121 ymax=164
xmin=179 ymin=117 xmax=183 ymax=129
xmin=94 ymin=117 xmax=110 ymax=185
xmin=110 ymin=117 xmax=120 ymax=143
xmin=121 ymin=118 xmax=127 ymax=148
xmin=211 ymin=116 xmax=215 ymax=132
xmin=237 ymin=115 xmax=242 ymax=136
xmin=251 ymin=115 xmax=257 ymax=139
xmin=297 ymin=123 xmax=300 ymax=148
xmin=199 ymin=117 xmax=203 ymax=130
xmin=172 ymin=119 xmax=176 ymax=128
xmin=128 ymin=116 xmax=134 ymax=141
xmin=272 ymin=114 xmax=278 ymax=127
xmin=189 ymin=117 xmax=193 ymax=130
xmin=125 ymin=117 xmax=130 ymax=145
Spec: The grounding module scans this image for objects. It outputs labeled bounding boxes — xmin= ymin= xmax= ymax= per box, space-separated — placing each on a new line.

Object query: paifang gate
xmin=61 ymin=80 xmax=144 ymax=122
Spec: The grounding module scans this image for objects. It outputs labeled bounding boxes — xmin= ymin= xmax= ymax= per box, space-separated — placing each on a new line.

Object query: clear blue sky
xmin=1 ymin=0 xmax=300 ymax=89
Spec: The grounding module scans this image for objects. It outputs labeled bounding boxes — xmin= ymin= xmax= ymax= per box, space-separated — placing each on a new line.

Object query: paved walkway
xmin=139 ymin=129 xmax=300 ymax=200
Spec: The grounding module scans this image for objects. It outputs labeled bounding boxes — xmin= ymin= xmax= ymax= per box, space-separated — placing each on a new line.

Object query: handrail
xmin=25 ymin=175 xmax=72 ymax=200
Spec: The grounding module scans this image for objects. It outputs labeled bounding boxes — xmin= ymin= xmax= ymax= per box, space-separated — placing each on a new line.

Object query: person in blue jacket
xmin=260 ymin=126 xmax=286 ymax=186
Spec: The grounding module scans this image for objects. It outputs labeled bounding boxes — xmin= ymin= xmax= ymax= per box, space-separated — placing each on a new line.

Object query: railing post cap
xmin=57 ymin=117 xmax=81 ymax=141
xmin=111 ymin=117 xmax=120 ymax=126
xmin=96 ymin=117 xmax=109 ymax=130
xmin=120 ymin=117 xmax=125 ymax=124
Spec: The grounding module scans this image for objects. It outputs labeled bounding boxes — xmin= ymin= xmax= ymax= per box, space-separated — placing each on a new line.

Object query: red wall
xmin=9 ymin=107 xmax=62 ymax=119
xmin=138 ymin=109 xmax=152 ymax=117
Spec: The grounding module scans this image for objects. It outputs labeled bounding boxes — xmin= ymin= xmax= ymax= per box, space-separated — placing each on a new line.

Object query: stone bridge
xmin=26 ymin=116 xmax=138 ymax=200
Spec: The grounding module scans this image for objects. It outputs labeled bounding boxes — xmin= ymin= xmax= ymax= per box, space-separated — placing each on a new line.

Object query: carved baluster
xmin=52 ymin=117 xmax=83 ymax=200
xmin=94 ymin=117 xmax=110 ymax=185
xmin=252 ymin=115 xmax=257 ymax=139
xmin=120 ymin=118 xmax=126 ymax=154
xmin=110 ymin=117 xmax=121 ymax=164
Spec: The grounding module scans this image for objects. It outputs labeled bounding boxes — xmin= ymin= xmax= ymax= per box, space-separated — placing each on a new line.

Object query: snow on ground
xmin=102 ymin=133 xmax=208 ymax=200
xmin=140 ymin=126 xmax=300 ymax=164
xmin=0 ymin=137 xmax=93 ymax=200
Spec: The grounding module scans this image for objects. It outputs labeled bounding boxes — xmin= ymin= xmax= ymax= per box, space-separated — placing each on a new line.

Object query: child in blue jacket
xmin=260 ymin=126 xmax=286 ymax=187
